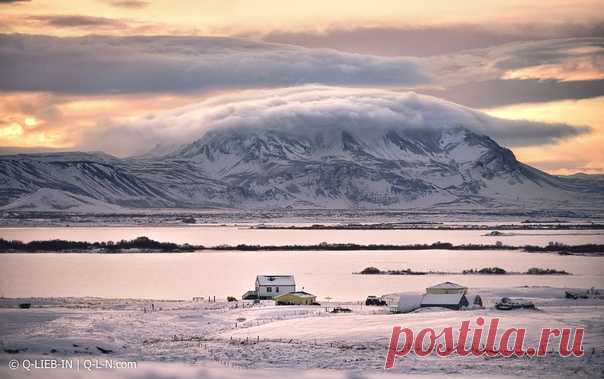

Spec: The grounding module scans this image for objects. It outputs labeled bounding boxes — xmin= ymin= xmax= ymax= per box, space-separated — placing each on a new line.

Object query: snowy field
xmin=1 ymin=287 xmax=603 ymax=378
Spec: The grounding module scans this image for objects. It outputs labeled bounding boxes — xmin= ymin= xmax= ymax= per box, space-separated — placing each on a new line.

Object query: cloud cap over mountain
xmin=81 ymin=86 xmax=590 ymax=157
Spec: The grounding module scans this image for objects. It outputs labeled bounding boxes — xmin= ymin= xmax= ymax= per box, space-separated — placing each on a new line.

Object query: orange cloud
xmin=2 ymin=0 xmax=604 ymax=37
xmin=503 ymin=55 xmax=604 ymax=82
xmin=0 ymin=91 xmax=216 ymax=150
xmin=484 ymin=97 xmax=604 ymax=174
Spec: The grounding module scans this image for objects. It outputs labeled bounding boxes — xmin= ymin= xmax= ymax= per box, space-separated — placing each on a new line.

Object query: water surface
xmin=1 ymin=226 xmax=602 ymax=246
xmin=1 ymin=249 xmax=602 ymax=300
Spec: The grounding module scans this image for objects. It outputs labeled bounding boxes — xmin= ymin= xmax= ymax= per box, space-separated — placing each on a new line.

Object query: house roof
xmin=256 ymin=275 xmax=295 ymax=286
xmin=276 ymin=291 xmax=315 ymax=299
xmin=427 ymin=282 xmax=467 ymax=290
xmin=421 ymin=293 xmax=465 ymax=306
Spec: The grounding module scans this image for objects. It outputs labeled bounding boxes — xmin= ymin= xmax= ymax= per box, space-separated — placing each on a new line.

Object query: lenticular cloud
xmin=81 ymin=86 xmax=590 ymax=157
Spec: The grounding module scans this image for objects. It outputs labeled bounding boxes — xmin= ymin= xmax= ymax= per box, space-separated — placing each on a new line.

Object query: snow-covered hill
xmin=0 ymin=152 xmax=174 ymax=209
xmin=0 ymin=91 xmax=601 ymax=212
xmin=1 ymin=188 xmax=126 ymax=213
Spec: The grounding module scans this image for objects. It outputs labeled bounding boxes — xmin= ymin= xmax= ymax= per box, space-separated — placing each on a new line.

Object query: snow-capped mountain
xmin=0 ymin=125 xmax=600 ymax=212
xmin=164 ymin=124 xmax=580 ymax=209
xmin=1 ymin=87 xmax=602 ymax=212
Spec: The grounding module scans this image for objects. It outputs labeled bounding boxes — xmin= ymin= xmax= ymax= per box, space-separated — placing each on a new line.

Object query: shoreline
xmin=252 ymin=223 xmax=604 ymax=231
xmin=1 ymin=222 xmax=603 ymax=231
xmin=353 ymin=268 xmax=572 ymax=276
xmin=1 ymin=237 xmax=603 ymax=255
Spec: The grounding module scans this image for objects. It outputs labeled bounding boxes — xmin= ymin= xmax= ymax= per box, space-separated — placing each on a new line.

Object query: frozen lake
xmin=1 ymin=226 xmax=602 ymax=300
xmin=1 ymin=249 xmax=603 ymax=300
xmin=0 ymin=225 xmax=603 ymax=246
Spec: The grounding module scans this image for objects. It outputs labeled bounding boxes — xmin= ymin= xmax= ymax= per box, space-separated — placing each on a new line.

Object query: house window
xmin=276 ymin=287 xmax=279 ymax=293
xmin=267 ymin=287 xmax=272 ymax=293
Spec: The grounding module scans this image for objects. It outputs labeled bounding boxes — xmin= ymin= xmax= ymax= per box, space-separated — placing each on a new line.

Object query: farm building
xmin=242 ymin=275 xmax=295 ymax=299
xmin=426 ymin=282 xmax=467 ymax=295
xmin=420 ymin=293 xmax=483 ymax=310
xmin=421 ymin=293 xmax=468 ymax=310
xmin=393 ymin=281 xmax=482 ymax=312
xmin=275 ymin=291 xmax=317 ymax=305
xmin=396 ymin=294 xmax=423 ymax=313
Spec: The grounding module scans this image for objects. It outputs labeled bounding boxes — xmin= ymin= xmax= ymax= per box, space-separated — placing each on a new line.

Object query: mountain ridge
xmin=1 ymin=124 xmax=601 ymax=212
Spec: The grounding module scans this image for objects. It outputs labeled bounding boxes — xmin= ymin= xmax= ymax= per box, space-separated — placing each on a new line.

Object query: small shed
xmin=420 ymin=293 xmax=469 ymax=310
xmin=241 ymin=290 xmax=257 ymax=300
xmin=426 ymin=282 xmax=467 ymax=295
xmin=466 ymin=294 xmax=484 ymax=309
xmin=275 ymin=291 xmax=317 ymax=305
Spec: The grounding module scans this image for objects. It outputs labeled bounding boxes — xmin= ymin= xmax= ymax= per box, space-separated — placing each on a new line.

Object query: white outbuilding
xmin=396 ymin=293 xmax=423 ymax=313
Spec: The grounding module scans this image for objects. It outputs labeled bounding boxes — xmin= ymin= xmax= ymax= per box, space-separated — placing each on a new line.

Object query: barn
xmin=420 ymin=293 xmax=469 ymax=310
xmin=420 ymin=292 xmax=483 ymax=310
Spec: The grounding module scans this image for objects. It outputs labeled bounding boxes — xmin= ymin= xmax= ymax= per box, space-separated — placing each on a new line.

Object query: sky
xmin=0 ymin=0 xmax=603 ymax=174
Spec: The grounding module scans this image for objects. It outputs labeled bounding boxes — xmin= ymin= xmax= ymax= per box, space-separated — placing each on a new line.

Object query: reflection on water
xmin=1 ymin=249 xmax=602 ymax=300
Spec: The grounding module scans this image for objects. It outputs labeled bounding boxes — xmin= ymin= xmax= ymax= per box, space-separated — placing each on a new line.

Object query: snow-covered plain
xmin=1 ymin=287 xmax=602 ymax=378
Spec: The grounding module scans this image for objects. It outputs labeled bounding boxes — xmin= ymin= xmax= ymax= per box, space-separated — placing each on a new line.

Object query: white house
xmin=256 ymin=275 xmax=295 ymax=298
xmin=242 ymin=275 xmax=295 ymax=299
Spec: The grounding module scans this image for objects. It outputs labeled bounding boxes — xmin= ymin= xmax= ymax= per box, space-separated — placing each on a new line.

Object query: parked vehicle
xmin=365 ymin=295 xmax=387 ymax=306
xmin=495 ymin=297 xmax=535 ymax=310
xmin=565 ymin=288 xmax=601 ymax=299
xmin=331 ymin=307 xmax=352 ymax=313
